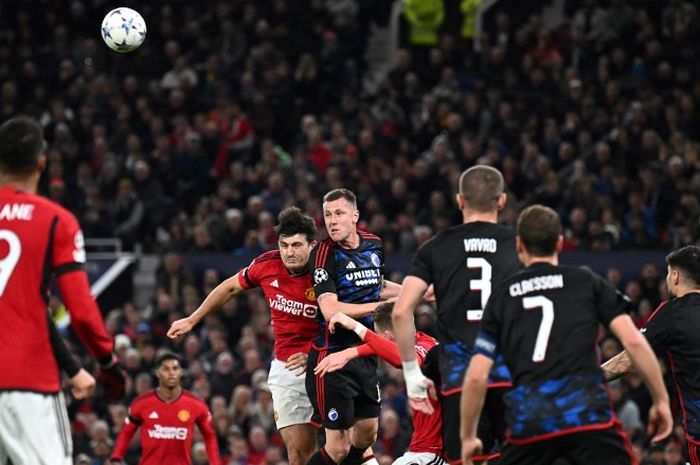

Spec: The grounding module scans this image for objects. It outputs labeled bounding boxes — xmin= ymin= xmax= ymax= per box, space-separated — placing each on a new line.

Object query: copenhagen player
xmin=305 ymin=188 xmax=402 ymax=465
xmin=110 ymin=353 xmax=221 ymax=465
xmin=0 ymin=116 xmax=124 ymax=465
xmin=314 ymin=302 xmax=444 ymax=465
xmin=603 ymin=245 xmax=700 ymax=464
xmin=168 ymin=207 xmax=319 ymax=465
xmin=461 ymin=205 xmax=672 ymax=465
xmin=392 ymin=166 xmax=520 ymax=463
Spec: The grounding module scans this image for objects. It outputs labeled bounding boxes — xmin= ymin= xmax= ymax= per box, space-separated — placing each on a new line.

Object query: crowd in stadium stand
xmin=2 ymin=0 xmax=699 ymax=464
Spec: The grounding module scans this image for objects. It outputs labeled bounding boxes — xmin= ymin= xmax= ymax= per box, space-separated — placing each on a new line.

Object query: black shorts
xmin=306 ymin=347 xmax=381 ymax=430
xmin=442 ymin=388 xmax=508 ymax=464
xmin=499 ymin=422 xmax=635 ymax=465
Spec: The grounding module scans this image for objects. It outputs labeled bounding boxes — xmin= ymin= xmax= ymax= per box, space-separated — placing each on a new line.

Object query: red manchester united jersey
xmin=112 ymin=389 xmax=221 ymax=465
xmin=410 ymin=331 xmax=442 ymax=453
xmin=359 ymin=330 xmax=442 ymax=453
xmin=238 ymin=250 xmax=319 ymax=360
xmin=0 ymin=187 xmax=113 ymax=392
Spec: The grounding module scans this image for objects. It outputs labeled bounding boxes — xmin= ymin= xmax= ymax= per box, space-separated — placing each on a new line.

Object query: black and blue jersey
xmin=409 ymin=221 xmax=520 ymax=394
xmin=475 ymin=263 xmax=628 ymax=443
xmin=310 ymin=231 xmax=384 ymax=351
xmin=641 ymin=294 xmax=700 ymax=441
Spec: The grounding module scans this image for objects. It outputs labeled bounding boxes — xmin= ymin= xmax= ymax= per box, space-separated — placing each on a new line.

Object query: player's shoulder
xmin=253 ymin=249 xmax=282 ymax=264
xmin=358 ymin=229 xmax=382 ymax=244
xmin=181 ymin=389 xmax=209 ymax=408
xmin=33 ymin=193 xmax=77 ymax=220
xmin=416 ymin=331 xmax=438 ymax=348
xmin=131 ymin=389 xmax=158 ymax=408
xmin=312 ymin=238 xmax=337 ymax=265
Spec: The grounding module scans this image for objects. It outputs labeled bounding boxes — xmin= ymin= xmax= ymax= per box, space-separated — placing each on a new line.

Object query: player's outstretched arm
xmin=380 ymin=279 xmax=403 ymax=300
xmin=316 ymin=292 xmax=382 ymax=320
xmin=392 ymin=276 xmax=428 ymax=363
xmin=460 ymin=354 xmax=491 ymax=465
xmin=167 ymin=273 xmax=245 ymax=339
xmin=601 ymin=350 xmax=632 ymax=382
xmin=609 ymin=314 xmax=672 ymax=442
xmin=392 ymin=276 xmax=436 ymax=412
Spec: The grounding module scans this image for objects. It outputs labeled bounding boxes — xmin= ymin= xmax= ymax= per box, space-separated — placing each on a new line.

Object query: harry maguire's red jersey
xmin=238 ymin=250 xmax=319 ymax=360
xmin=112 ymin=389 xmax=221 ymax=465
xmin=0 ymin=187 xmax=113 ymax=392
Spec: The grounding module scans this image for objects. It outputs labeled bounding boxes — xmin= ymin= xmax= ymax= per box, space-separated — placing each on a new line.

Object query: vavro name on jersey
xmin=509 ymin=274 xmax=564 ymax=297
xmin=463 ymin=238 xmax=497 ymax=253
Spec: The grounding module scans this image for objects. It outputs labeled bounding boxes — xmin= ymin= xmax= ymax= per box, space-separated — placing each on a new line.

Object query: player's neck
xmin=523 ymin=254 xmax=559 ymax=267
xmin=673 ymin=287 xmax=700 ymax=298
xmin=338 ymin=231 xmax=360 ymax=249
xmin=462 ymin=210 xmax=498 ymax=224
xmin=157 ymin=386 xmax=182 ymax=401
xmin=0 ymin=175 xmax=38 ymax=193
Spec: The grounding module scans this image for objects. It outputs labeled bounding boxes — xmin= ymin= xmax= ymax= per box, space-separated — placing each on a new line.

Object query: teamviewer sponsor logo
xmin=147 ymin=425 xmax=188 ymax=440
xmin=269 ymin=294 xmax=318 ymax=318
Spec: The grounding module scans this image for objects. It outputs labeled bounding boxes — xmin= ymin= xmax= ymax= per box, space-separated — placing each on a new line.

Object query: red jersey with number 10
xmin=0 ymin=187 xmax=113 ymax=393
xmin=238 ymin=250 xmax=319 ymax=360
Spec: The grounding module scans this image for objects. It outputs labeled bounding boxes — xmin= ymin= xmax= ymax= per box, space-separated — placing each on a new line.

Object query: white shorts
xmin=0 ymin=391 xmax=72 ymax=465
xmin=268 ymin=358 xmax=313 ymax=430
xmin=392 ymin=452 xmax=445 ymax=465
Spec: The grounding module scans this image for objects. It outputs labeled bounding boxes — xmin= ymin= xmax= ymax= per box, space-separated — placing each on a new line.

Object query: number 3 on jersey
xmin=466 ymin=257 xmax=492 ymax=322
xmin=0 ymin=229 xmax=21 ymax=296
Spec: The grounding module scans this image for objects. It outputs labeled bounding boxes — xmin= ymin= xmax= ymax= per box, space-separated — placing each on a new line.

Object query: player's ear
xmin=515 ymin=236 xmax=524 ymax=254
xmin=36 ymin=154 xmax=47 ymax=172
xmin=309 ymin=239 xmax=317 ymax=249
xmin=352 ymin=209 xmax=359 ymax=223
xmin=455 ymin=193 xmax=465 ymax=210
xmin=556 ymin=235 xmax=564 ymax=253
xmin=496 ymin=192 xmax=507 ymax=211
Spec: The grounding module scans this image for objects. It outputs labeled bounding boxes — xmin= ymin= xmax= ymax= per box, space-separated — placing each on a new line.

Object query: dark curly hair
xmin=274 ymin=207 xmax=316 ymax=243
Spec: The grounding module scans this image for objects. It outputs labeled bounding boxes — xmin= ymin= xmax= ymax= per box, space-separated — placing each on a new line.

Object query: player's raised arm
xmin=167 ymin=272 xmax=245 ymax=338
xmin=608 ymin=314 xmax=672 ymax=442
xmin=315 ymin=292 xmax=381 ymax=320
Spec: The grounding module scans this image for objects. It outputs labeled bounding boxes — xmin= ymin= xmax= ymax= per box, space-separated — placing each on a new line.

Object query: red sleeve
xmin=52 ymin=210 xmax=86 ymax=270
xmin=237 ymin=255 xmax=268 ymax=289
xmin=52 ymin=211 xmax=113 ymax=359
xmin=57 ymin=271 xmax=113 ymax=359
xmin=111 ymin=404 xmax=142 ymax=460
xmin=196 ymin=404 xmax=222 ymax=465
xmin=364 ymin=331 xmax=403 ymax=368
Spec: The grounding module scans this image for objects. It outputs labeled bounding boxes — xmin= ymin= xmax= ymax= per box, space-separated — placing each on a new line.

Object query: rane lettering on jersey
xmin=463 ymin=238 xmax=497 ymax=253
xmin=147 ymin=424 xmax=188 ymax=440
xmin=509 ymin=274 xmax=564 ymax=297
xmin=345 ymin=268 xmax=380 ymax=286
xmin=0 ymin=203 xmax=34 ymax=221
xmin=269 ymin=294 xmax=317 ymax=318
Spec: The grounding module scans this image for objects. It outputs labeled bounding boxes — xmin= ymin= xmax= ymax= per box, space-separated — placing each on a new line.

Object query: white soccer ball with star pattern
xmin=101 ymin=7 xmax=147 ymax=53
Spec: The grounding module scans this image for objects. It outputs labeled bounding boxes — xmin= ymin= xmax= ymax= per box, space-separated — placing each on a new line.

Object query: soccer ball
xmin=101 ymin=7 xmax=147 ymax=53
